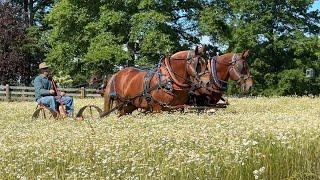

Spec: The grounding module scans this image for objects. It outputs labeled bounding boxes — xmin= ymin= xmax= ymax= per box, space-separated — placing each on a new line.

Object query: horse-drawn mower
xmin=31 ymin=76 xmax=103 ymax=120
xmin=32 ymin=103 xmax=103 ymax=120
xmin=31 ymin=48 xmax=252 ymax=120
xmin=31 ymin=98 xmax=228 ymax=120
xmin=74 ymin=98 xmax=229 ymax=120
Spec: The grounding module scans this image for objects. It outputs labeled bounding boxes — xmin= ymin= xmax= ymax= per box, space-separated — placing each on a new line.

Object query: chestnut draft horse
xmin=189 ymin=50 xmax=253 ymax=106
xmin=100 ymin=47 xmax=207 ymax=117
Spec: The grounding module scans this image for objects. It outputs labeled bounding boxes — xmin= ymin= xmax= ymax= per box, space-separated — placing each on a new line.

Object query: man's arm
xmin=34 ymin=77 xmax=51 ymax=96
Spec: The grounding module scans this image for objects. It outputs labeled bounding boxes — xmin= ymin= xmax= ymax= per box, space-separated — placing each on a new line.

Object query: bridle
xmin=210 ymin=53 xmax=252 ymax=92
xmin=227 ymin=54 xmax=253 ymax=85
xmin=160 ymin=51 xmax=203 ymax=89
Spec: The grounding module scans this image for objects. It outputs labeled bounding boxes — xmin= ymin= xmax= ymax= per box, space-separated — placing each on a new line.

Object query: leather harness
xmin=108 ymin=51 xmax=201 ymax=107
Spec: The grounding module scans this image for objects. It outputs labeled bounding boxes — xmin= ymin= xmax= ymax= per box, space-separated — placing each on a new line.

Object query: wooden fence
xmin=0 ymin=84 xmax=101 ymax=102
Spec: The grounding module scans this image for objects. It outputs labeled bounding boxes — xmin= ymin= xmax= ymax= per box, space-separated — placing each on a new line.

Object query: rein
xmin=50 ymin=77 xmax=67 ymax=115
xmin=164 ymin=57 xmax=190 ymax=88
xmin=69 ymin=77 xmax=105 ymax=88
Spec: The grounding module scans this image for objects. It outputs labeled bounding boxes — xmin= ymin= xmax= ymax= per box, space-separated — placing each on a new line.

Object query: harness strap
xmin=107 ymin=51 xmax=199 ymax=109
xmin=108 ymin=68 xmax=173 ymax=106
xmin=211 ymin=56 xmax=228 ymax=91
xmin=109 ymin=76 xmax=117 ymax=99
xmin=164 ymin=57 xmax=190 ymax=88
xmin=143 ymin=70 xmax=156 ymax=102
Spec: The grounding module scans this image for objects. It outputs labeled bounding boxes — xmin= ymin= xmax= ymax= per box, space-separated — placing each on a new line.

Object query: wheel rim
xmin=76 ymin=105 xmax=102 ymax=120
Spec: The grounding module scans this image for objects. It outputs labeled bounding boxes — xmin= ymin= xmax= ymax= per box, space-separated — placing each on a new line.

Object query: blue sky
xmin=311 ymin=0 xmax=320 ymax=11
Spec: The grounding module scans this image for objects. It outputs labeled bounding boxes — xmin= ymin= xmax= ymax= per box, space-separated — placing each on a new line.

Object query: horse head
xmin=189 ymin=45 xmax=213 ymax=90
xmin=220 ymin=50 xmax=253 ymax=93
xmin=191 ymin=50 xmax=254 ymax=104
xmin=187 ymin=45 xmax=211 ymax=84
xmin=165 ymin=45 xmax=208 ymax=89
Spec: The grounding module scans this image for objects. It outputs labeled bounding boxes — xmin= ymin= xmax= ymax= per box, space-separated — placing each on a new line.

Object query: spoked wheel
xmin=32 ymin=106 xmax=59 ymax=120
xmin=76 ymin=105 xmax=102 ymax=120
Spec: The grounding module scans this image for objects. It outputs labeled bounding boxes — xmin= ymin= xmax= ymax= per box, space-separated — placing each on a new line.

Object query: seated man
xmin=34 ymin=62 xmax=74 ymax=117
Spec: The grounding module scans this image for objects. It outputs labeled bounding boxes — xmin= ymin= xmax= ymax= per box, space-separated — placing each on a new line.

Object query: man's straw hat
xmin=39 ymin=62 xmax=50 ymax=69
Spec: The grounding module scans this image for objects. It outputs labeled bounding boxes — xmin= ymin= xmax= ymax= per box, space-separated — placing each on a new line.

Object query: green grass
xmin=0 ymin=97 xmax=320 ymax=179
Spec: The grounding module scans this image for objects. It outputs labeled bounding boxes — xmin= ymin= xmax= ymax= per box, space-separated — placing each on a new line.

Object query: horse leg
xmin=118 ymin=107 xmax=126 ymax=117
xmin=118 ymin=104 xmax=137 ymax=117
xmin=124 ymin=104 xmax=137 ymax=114
xmin=103 ymin=75 xmax=115 ymax=113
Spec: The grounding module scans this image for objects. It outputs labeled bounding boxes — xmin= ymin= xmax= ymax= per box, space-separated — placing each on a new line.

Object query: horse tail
xmin=103 ymin=74 xmax=115 ymax=113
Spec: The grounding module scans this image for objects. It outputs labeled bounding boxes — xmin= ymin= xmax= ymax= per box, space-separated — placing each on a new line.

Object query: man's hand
xmin=60 ymin=91 xmax=66 ymax=96
xmin=49 ymin=89 xmax=55 ymax=94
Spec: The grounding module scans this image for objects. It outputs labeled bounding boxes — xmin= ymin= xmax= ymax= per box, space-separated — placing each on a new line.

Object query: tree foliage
xmin=11 ymin=0 xmax=54 ymax=26
xmin=2 ymin=0 xmax=319 ymax=95
xmin=44 ymin=0 xmax=205 ymax=84
xmin=200 ymin=0 xmax=320 ymax=95
xmin=0 ymin=2 xmax=28 ymax=85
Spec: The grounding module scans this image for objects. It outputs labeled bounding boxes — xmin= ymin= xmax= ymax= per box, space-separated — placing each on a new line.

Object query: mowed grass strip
xmin=0 ymin=97 xmax=319 ymax=179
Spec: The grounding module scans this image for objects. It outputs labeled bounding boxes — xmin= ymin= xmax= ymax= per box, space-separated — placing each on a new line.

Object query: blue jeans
xmin=37 ymin=96 xmax=74 ymax=116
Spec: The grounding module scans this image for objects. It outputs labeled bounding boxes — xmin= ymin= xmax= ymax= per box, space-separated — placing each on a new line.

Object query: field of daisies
xmin=0 ymin=97 xmax=319 ymax=179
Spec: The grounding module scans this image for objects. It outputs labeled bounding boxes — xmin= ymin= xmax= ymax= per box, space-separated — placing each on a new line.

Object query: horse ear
xmin=195 ymin=45 xmax=205 ymax=55
xmin=200 ymin=45 xmax=205 ymax=54
xmin=195 ymin=46 xmax=199 ymax=55
xmin=242 ymin=50 xmax=249 ymax=59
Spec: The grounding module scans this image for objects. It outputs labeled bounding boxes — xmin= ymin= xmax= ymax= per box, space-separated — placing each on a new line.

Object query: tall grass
xmin=0 ymin=97 xmax=319 ymax=179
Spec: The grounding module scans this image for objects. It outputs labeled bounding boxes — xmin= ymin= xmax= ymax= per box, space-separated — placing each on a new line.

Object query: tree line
xmin=0 ymin=0 xmax=319 ymax=96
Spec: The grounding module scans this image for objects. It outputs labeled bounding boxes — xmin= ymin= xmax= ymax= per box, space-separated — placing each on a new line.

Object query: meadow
xmin=0 ymin=97 xmax=319 ymax=179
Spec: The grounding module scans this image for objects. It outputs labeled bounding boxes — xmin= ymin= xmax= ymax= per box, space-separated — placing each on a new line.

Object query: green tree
xmin=200 ymin=0 xmax=320 ymax=95
xmin=11 ymin=0 xmax=54 ymax=26
xmin=45 ymin=0 xmax=205 ymax=84
xmin=22 ymin=26 xmax=48 ymax=82
xmin=8 ymin=0 xmax=54 ymax=85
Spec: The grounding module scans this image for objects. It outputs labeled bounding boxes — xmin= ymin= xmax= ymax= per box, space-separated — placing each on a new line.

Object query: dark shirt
xmin=34 ymin=75 xmax=52 ymax=100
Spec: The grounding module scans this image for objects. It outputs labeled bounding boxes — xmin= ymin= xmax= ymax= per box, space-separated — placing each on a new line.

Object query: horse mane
xmin=171 ymin=50 xmax=193 ymax=59
xmin=218 ymin=52 xmax=234 ymax=64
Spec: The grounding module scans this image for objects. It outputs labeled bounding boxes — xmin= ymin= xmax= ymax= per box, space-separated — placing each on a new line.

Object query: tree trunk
xmin=28 ymin=0 xmax=34 ymax=26
xmin=23 ymin=0 xmax=29 ymax=24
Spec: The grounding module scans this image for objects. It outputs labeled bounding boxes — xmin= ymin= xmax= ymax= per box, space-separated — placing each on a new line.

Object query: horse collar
xmin=211 ymin=56 xmax=228 ymax=91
